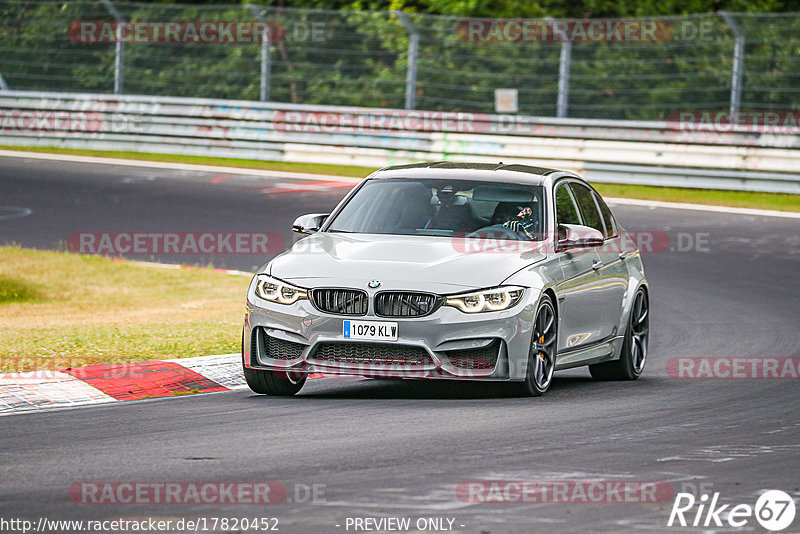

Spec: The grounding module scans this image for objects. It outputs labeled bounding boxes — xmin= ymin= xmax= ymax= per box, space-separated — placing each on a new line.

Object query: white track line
xmin=0 ymin=150 xmax=363 ymax=183
xmin=2 ymin=149 xmax=797 ymax=218
xmin=606 ymin=197 xmax=800 ymax=219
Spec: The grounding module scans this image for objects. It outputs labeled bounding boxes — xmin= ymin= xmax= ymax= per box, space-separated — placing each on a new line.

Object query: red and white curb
xmin=0 ymin=353 xmax=246 ymax=416
xmin=0 ymin=354 xmax=351 ymax=415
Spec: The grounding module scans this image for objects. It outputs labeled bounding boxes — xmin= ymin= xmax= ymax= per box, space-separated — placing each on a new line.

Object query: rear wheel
xmin=589 ymin=287 xmax=649 ymax=381
xmin=242 ymin=328 xmax=306 ymax=395
xmin=515 ymin=294 xmax=557 ymax=397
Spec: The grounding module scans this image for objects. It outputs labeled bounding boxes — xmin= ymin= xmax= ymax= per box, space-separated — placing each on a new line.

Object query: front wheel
xmin=589 ymin=287 xmax=649 ymax=381
xmin=515 ymin=294 xmax=557 ymax=397
xmin=242 ymin=327 xmax=306 ymax=395
xmin=244 ymin=367 xmax=306 ymax=396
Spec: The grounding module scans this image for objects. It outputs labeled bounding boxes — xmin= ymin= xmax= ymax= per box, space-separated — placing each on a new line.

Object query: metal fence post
xmin=101 ymin=0 xmax=124 ymax=94
xmin=248 ymin=4 xmax=271 ymax=102
xmin=0 ymin=71 xmax=8 ymax=90
xmin=720 ymin=11 xmax=744 ymax=115
xmin=394 ymin=11 xmax=418 ymax=110
xmin=557 ymin=40 xmax=572 ymax=118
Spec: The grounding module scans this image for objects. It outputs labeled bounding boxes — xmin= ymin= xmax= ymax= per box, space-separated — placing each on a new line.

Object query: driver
xmin=492 ymin=203 xmax=538 ymax=239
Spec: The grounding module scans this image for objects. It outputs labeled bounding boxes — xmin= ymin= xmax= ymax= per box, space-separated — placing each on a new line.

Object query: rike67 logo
xmin=668 ymin=489 xmax=796 ymax=531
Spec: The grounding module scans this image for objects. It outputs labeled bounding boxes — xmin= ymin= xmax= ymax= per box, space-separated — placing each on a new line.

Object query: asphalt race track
xmin=1 ymin=154 xmax=799 ymax=533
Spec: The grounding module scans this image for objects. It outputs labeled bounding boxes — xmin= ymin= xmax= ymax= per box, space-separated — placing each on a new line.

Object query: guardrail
xmin=1 ymin=90 xmax=799 ymax=193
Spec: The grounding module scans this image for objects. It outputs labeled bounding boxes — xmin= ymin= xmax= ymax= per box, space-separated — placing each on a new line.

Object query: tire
xmin=242 ymin=327 xmax=306 ymax=396
xmin=243 ymin=367 xmax=306 ymax=396
xmin=589 ymin=287 xmax=649 ymax=381
xmin=515 ymin=294 xmax=557 ymax=397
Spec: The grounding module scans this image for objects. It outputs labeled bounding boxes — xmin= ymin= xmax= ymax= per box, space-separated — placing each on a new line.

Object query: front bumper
xmin=243 ymin=289 xmax=538 ymax=381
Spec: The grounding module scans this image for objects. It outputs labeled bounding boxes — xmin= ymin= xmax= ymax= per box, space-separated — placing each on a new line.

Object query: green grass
xmin=2 ymin=145 xmax=798 ymax=212
xmin=0 ymin=246 xmax=249 ymax=373
xmin=0 ymin=276 xmax=44 ymax=304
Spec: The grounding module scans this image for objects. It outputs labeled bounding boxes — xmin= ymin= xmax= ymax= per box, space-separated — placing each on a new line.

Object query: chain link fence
xmin=1 ymin=1 xmax=799 ymax=120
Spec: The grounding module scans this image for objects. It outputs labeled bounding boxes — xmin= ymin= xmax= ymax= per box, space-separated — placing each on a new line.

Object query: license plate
xmin=343 ymin=320 xmax=398 ymax=341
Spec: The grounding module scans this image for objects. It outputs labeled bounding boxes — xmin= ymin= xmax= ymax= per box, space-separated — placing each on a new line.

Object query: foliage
xmin=0 ymin=1 xmax=798 ymax=119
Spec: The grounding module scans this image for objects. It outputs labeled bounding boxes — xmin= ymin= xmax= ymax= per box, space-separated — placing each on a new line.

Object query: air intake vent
xmin=252 ymin=327 xmax=306 ymax=361
xmin=310 ymin=342 xmax=433 ymax=368
xmin=310 ymin=288 xmax=369 ymax=316
xmin=444 ymin=340 xmax=501 ymax=370
xmin=374 ymin=291 xmax=441 ymax=317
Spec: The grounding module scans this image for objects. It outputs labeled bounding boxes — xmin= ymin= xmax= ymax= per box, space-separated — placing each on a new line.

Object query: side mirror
xmin=557 ymin=224 xmax=604 ymax=251
xmin=292 ymin=213 xmax=329 ymax=236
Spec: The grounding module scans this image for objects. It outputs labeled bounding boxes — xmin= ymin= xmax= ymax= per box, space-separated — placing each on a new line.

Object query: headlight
xmin=254 ymin=274 xmax=307 ymax=304
xmin=445 ymin=286 xmax=524 ymax=313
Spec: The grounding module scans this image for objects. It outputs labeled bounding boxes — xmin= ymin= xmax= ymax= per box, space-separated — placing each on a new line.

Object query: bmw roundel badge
xmin=367 ymin=280 xmax=381 ymax=288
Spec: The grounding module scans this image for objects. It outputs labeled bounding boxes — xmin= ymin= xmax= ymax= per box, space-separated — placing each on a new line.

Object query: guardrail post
xmin=719 ymin=11 xmax=744 ymax=116
xmin=101 ymin=0 xmax=124 ymax=94
xmin=557 ymin=40 xmax=571 ymax=118
xmin=394 ymin=11 xmax=418 ymax=110
xmin=0 ymin=71 xmax=8 ymax=90
xmin=248 ymin=4 xmax=271 ymax=102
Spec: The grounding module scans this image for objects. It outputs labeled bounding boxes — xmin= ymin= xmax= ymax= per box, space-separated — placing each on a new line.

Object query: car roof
xmin=371 ymin=161 xmax=576 ymax=186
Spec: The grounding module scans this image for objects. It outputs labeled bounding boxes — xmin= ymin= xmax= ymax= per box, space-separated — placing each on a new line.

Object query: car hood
xmin=269 ymin=232 xmax=547 ymax=292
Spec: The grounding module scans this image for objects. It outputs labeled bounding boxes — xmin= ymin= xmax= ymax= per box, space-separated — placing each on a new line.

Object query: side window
xmin=569 ymin=183 xmax=605 ymax=235
xmin=555 ymin=184 xmax=581 ymax=226
xmin=594 ymin=193 xmax=617 ymax=238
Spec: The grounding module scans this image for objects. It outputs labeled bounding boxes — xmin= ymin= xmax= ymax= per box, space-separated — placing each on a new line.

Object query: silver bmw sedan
xmin=242 ymin=162 xmax=649 ymax=396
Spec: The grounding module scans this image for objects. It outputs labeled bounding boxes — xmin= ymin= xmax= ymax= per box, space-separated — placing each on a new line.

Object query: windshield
xmin=326 ymin=178 xmax=546 ymax=240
